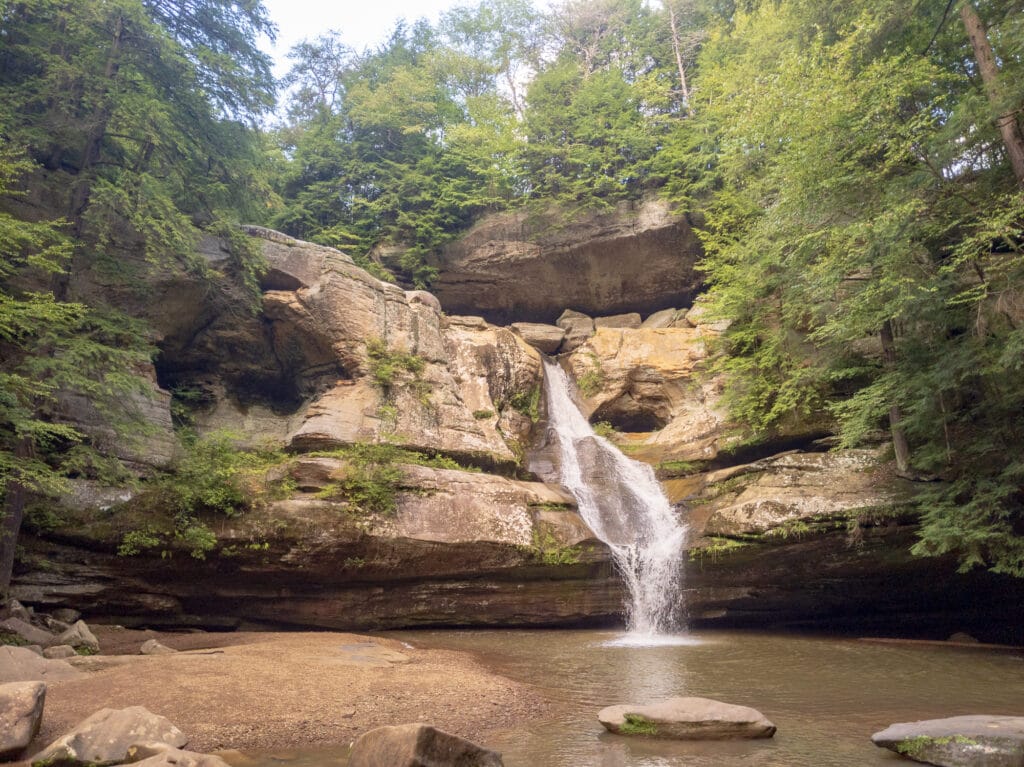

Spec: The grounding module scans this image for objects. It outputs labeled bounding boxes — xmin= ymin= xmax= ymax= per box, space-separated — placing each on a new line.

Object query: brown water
xmin=391 ymin=629 xmax=1024 ymax=767
xmin=231 ymin=629 xmax=1024 ymax=767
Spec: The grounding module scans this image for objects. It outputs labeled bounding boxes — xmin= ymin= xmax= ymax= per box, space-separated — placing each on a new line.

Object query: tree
xmin=959 ymin=1 xmax=1024 ymax=184
xmin=0 ymin=0 xmax=277 ymax=272
xmin=692 ymin=0 xmax=1024 ymax=574
xmin=0 ymin=150 xmax=152 ymax=596
xmin=272 ymin=19 xmax=522 ymax=285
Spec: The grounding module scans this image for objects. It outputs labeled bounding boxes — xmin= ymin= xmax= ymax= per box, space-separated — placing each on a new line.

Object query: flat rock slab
xmin=872 ymin=715 xmax=1024 ymax=766
xmin=31 ymin=706 xmax=187 ymax=767
xmin=330 ymin=642 xmax=410 ymax=668
xmin=598 ymin=696 xmax=777 ymax=739
xmin=347 ymin=724 xmax=503 ymax=767
xmin=0 ymin=681 xmax=46 ymax=759
xmin=0 ymin=646 xmax=83 ymax=683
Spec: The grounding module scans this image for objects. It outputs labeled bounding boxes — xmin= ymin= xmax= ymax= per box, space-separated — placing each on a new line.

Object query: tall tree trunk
xmin=668 ymin=5 xmax=691 ymax=108
xmin=880 ymin=319 xmax=912 ymax=476
xmin=961 ymin=2 xmax=1024 ymax=185
xmin=0 ymin=439 xmax=32 ymax=601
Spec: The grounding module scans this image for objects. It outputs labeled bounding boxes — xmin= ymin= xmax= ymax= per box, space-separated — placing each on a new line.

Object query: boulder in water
xmin=872 ymin=715 xmax=1024 ymax=766
xmin=598 ymin=696 xmax=777 ymax=739
xmin=347 ymin=724 xmax=503 ymax=767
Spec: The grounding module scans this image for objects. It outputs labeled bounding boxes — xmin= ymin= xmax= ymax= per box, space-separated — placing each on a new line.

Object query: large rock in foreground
xmin=347 ymin=723 xmax=503 ymax=767
xmin=0 ymin=681 xmax=46 ymax=760
xmin=431 ymin=198 xmax=702 ymax=324
xmin=598 ymin=696 xmax=776 ymax=739
xmin=872 ymin=716 xmax=1024 ymax=766
xmin=31 ymin=706 xmax=187 ymax=767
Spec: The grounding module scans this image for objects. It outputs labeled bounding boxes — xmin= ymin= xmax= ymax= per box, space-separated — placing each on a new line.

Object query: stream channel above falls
xmin=243 ymin=628 xmax=1024 ymax=767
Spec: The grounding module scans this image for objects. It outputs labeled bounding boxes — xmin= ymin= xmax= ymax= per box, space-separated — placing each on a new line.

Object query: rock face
xmin=31 ymin=706 xmax=187 ymax=767
xmin=563 ymin=324 xmax=727 ymax=447
xmin=0 ymin=681 xmax=46 ymax=760
xmin=694 ymin=449 xmax=914 ymax=537
xmin=14 ymin=461 xmax=621 ymax=631
xmin=13 ymin=225 xmax=625 ymax=631
xmin=347 ymin=724 xmax=504 ymax=767
xmin=872 ymin=716 xmax=1024 ymax=767
xmin=430 ymin=198 xmax=703 ymax=324
xmin=598 ymin=697 xmax=776 ymax=739
xmin=200 ymin=231 xmax=544 ymax=469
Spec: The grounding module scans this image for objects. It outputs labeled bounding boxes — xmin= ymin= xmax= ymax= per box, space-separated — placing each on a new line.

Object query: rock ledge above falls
xmin=429 ymin=198 xmax=703 ymax=324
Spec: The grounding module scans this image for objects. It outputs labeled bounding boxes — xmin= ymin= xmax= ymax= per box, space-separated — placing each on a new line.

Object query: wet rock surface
xmin=872 ymin=715 xmax=1024 ymax=767
xmin=598 ymin=696 xmax=776 ymax=739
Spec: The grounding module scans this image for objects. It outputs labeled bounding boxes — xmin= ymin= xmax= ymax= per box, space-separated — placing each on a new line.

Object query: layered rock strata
xmin=429 ymin=198 xmax=703 ymax=324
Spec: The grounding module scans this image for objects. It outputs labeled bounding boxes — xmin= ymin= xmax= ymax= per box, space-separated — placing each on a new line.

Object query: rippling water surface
xmin=393 ymin=629 xmax=1024 ymax=767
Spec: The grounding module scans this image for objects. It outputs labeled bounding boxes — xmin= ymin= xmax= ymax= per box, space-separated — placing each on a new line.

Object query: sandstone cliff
xmin=13 ymin=220 xmax=1023 ymax=643
xmin=428 ymin=198 xmax=703 ymax=324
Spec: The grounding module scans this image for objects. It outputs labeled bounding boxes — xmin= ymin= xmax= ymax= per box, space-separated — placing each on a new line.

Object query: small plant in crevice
xmin=365 ymin=338 xmax=425 ymax=390
xmin=312 ymin=441 xmax=484 ymax=516
xmin=656 ymin=459 xmax=700 ymax=476
xmin=688 ymin=536 xmax=748 ymax=566
xmin=168 ymin=383 xmax=217 ymax=429
xmin=529 ymin=527 xmax=581 ymax=565
xmin=578 ymin=353 xmax=605 ymax=397
xmin=315 ymin=442 xmax=404 ymax=516
xmin=506 ymin=385 xmax=541 ymax=422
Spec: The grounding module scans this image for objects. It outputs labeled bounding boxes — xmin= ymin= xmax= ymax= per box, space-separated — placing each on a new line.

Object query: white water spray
xmin=541 ymin=359 xmax=688 ymax=639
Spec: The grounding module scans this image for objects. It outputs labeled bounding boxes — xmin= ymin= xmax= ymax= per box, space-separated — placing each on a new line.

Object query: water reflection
xmin=395 ymin=629 xmax=1024 ymax=767
xmin=603 ymin=640 xmax=692 ymax=704
xmin=231 ymin=630 xmax=1022 ymax=767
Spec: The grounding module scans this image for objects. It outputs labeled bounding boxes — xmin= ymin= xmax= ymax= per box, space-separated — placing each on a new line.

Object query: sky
xmin=260 ymin=0 xmax=489 ymax=77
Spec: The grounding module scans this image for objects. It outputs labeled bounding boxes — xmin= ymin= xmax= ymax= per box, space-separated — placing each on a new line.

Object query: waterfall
xmin=541 ymin=358 xmax=688 ymax=638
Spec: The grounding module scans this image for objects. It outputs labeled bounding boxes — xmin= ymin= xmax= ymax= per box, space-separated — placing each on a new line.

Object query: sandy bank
xmin=24 ymin=626 xmax=547 ymax=756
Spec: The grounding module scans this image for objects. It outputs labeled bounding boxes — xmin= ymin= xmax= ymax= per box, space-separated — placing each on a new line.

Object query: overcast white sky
xmin=260 ymin=0 xmax=491 ymax=76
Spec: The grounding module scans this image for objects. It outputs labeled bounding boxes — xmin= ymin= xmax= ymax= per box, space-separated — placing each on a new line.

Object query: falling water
xmin=541 ymin=358 xmax=688 ymax=639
